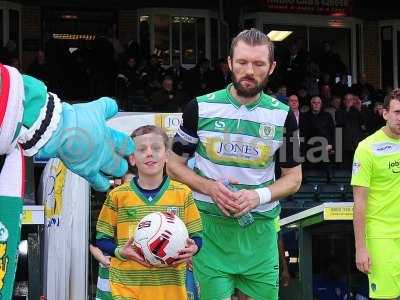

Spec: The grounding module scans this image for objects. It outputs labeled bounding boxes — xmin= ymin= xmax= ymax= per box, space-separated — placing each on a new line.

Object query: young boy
xmin=96 ymin=125 xmax=203 ymax=300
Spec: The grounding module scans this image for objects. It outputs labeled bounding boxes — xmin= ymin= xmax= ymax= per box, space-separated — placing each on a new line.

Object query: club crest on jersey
xmin=259 ymin=124 xmax=275 ymax=139
xmin=166 ymin=207 xmax=179 ymax=215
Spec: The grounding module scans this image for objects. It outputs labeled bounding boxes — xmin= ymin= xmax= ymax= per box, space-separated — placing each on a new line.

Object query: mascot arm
xmin=17 ymin=75 xmax=135 ymax=192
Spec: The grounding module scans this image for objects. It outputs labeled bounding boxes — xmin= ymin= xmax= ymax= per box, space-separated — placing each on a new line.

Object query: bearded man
xmin=167 ymin=28 xmax=302 ymax=300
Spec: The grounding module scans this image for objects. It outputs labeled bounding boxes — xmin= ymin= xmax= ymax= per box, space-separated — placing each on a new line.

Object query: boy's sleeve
xmin=351 ymin=144 xmax=373 ymax=188
xmin=96 ymin=192 xmax=118 ymax=240
xmin=184 ymin=191 xmax=203 ymax=237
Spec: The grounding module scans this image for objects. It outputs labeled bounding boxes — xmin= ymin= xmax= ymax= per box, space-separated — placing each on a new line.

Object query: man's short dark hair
xmin=384 ymin=88 xmax=400 ymax=109
xmin=162 ymin=75 xmax=173 ymax=82
xmin=229 ymin=28 xmax=274 ymax=64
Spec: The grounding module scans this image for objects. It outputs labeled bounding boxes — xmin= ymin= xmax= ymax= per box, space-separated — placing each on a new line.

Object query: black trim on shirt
xmin=277 ymin=109 xmax=301 ymax=169
xmin=0 ymin=155 xmax=5 ymax=173
xmin=172 ymin=99 xmax=199 ymax=157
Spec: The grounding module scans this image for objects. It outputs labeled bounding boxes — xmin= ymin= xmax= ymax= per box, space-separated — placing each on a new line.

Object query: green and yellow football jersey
xmin=96 ymin=178 xmax=202 ymax=300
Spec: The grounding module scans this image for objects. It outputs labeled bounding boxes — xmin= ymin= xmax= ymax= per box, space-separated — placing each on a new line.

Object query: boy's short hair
xmin=130 ymin=125 xmax=169 ymax=176
xmin=130 ymin=125 xmax=169 ymax=148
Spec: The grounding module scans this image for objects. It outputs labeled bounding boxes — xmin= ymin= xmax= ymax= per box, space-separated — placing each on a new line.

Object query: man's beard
xmin=232 ymin=72 xmax=269 ymax=98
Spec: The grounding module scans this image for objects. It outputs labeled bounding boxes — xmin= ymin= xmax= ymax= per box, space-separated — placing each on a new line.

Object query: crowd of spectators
xmin=0 ymin=36 xmax=390 ymax=172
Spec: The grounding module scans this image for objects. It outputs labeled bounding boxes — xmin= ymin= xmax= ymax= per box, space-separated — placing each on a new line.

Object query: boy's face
xmin=129 ymin=133 xmax=168 ymax=176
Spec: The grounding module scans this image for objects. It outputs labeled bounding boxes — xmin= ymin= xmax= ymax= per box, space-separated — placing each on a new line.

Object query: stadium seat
xmin=292 ymin=183 xmax=320 ymax=201
xmin=345 ymin=184 xmax=353 ymax=201
xmin=303 ymin=168 xmax=329 ymax=184
xmin=318 ymin=183 xmax=347 ymax=202
xmin=329 ymin=168 xmax=352 ymax=183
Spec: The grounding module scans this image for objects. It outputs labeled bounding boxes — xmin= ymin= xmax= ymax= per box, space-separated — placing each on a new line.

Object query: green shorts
xmin=366 ymin=238 xmax=400 ymax=299
xmin=193 ymin=213 xmax=279 ymax=300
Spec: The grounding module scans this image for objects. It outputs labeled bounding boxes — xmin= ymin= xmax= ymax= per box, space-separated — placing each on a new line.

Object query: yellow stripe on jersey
xmin=96 ymin=177 xmax=203 ymax=300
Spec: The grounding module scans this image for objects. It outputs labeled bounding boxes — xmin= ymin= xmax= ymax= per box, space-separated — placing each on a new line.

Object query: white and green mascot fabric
xmin=0 ymin=63 xmax=135 ymax=300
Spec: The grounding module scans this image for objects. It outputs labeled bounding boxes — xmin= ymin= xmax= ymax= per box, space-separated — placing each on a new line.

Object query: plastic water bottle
xmin=221 ymin=180 xmax=255 ymax=228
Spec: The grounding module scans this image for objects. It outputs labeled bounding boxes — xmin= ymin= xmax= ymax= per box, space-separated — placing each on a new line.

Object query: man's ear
xmin=382 ymin=109 xmax=389 ymax=121
xmin=269 ymin=61 xmax=277 ymax=76
xmin=227 ymin=56 xmax=233 ymax=72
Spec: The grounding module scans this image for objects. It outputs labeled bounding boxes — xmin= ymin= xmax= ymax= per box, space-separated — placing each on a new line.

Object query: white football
xmin=133 ymin=212 xmax=189 ymax=267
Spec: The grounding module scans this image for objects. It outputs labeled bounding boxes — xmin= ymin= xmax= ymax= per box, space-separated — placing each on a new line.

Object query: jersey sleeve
xmin=183 ymin=190 xmax=203 ymax=237
xmin=278 ymin=109 xmax=301 ymax=168
xmin=351 ymin=143 xmax=373 ymax=188
xmin=274 ymin=216 xmax=281 ymax=233
xmin=96 ymin=192 xmax=118 ymax=239
xmin=171 ymin=99 xmax=199 ymax=158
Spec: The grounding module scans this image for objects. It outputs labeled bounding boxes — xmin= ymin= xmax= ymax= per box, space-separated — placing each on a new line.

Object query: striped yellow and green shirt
xmin=96 ymin=177 xmax=202 ymax=300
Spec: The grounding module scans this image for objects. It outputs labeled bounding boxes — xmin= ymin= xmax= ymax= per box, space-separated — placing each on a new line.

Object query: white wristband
xmin=255 ymin=187 xmax=272 ymax=206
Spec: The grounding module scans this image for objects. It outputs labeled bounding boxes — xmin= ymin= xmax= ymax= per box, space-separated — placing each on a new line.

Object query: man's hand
xmin=355 ymin=247 xmax=371 ymax=274
xmin=207 ymin=181 xmax=240 ymax=216
xmin=232 ymin=189 xmax=260 ymax=217
xmin=171 ymin=239 xmax=198 ymax=266
xmin=120 ymin=237 xmax=151 ymax=267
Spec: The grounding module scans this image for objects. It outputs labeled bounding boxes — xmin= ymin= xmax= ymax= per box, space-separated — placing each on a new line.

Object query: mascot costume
xmin=0 ymin=63 xmax=135 ymax=300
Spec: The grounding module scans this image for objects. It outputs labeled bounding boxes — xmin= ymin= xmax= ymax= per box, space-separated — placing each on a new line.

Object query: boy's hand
xmin=99 ymin=255 xmax=111 ymax=267
xmin=120 ymin=237 xmax=151 ymax=267
xmin=187 ymin=258 xmax=193 ymax=271
xmin=171 ymin=238 xmax=198 ymax=266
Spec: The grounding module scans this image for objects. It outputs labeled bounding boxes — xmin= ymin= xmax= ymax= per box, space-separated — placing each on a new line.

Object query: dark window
xmin=154 ymin=15 xmax=170 ymax=65
xmin=9 ymin=9 xmax=20 ymax=56
xmin=196 ymin=17 xmax=206 ymax=60
xmin=171 ymin=19 xmax=180 ymax=61
xmin=139 ymin=16 xmax=150 ymax=60
xmin=181 ymin=18 xmax=196 ymax=65
xmin=381 ymin=26 xmax=393 ymax=89
xmin=0 ymin=10 xmax=3 ymax=46
xmin=211 ymin=18 xmax=218 ymax=66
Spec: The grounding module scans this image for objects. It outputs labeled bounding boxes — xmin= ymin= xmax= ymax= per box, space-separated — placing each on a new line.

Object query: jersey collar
xmin=130 ymin=176 xmax=170 ymax=205
xmin=225 ymin=83 xmax=263 ymax=111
